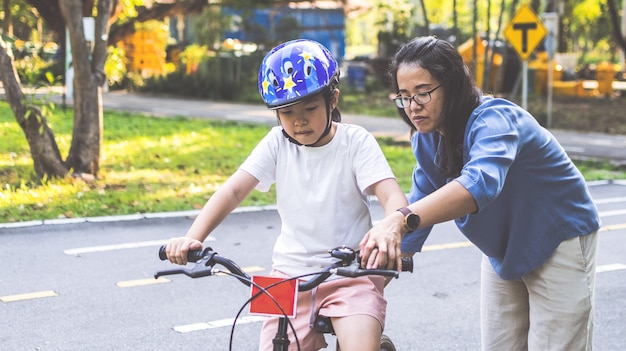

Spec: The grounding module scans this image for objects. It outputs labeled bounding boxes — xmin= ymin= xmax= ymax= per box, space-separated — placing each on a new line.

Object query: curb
xmin=0 ymin=205 xmax=277 ymax=229
xmin=3 ymin=180 xmax=625 ymax=229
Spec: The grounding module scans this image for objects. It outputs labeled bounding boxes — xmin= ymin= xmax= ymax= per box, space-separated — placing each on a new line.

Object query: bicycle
xmin=155 ymin=245 xmax=413 ymax=351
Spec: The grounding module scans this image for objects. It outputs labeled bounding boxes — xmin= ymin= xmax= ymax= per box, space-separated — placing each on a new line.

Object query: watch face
xmin=406 ymin=214 xmax=420 ymax=229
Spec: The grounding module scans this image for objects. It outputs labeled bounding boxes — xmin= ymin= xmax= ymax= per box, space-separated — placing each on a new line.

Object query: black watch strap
xmin=397 ymin=207 xmax=412 ymax=217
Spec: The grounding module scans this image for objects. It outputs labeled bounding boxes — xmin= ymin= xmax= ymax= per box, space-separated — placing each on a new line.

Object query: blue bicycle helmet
xmin=258 ymin=39 xmax=339 ymax=110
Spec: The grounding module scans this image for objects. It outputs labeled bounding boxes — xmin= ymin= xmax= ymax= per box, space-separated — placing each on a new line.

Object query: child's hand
xmin=165 ymin=237 xmax=203 ymax=265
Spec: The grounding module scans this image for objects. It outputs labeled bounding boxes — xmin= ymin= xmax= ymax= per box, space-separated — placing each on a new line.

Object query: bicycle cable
xmin=224 ymin=269 xmax=346 ymax=351
xmin=218 ymin=270 xmax=302 ymax=351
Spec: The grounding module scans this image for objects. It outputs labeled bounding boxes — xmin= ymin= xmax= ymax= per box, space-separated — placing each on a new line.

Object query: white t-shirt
xmin=239 ymin=123 xmax=396 ymax=277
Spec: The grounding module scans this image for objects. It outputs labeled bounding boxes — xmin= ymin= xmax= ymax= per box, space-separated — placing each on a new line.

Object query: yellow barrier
xmin=596 ymin=62 xmax=615 ymax=96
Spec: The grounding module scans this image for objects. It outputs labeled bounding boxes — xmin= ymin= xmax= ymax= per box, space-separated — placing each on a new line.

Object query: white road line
xmin=594 ymin=196 xmax=626 ymax=205
xmin=173 ymin=316 xmax=267 ymax=333
xmin=116 ymin=277 xmax=171 ymax=288
xmin=597 ymin=263 xmax=626 ymax=273
xmin=63 ymin=237 xmax=215 ymax=255
xmin=599 ymin=209 xmax=626 ymax=217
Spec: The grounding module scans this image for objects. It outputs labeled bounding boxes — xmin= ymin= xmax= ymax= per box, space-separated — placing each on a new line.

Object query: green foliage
xmin=115 ymin=0 xmax=148 ymax=24
xmin=19 ymin=68 xmax=59 ymax=131
xmin=14 ymin=54 xmax=54 ymax=85
xmin=104 ymin=45 xmax=128 ymax=88
xmin=574 ymin=161 xmax=626 ymax=181
xmin=339 ymin=85 xmax=398 ymax=117
xmin=190 ymin=6 xmax=231 ymax=48
xmin=138 ymin=49 xmax=262 ymax=101
xmin=179 ymin=44 xmax=209 ymax=67
xmin=0 ymin=0 xmax=41 ymax=41
xmin=375 ymin=0 xmax=415 ymax=55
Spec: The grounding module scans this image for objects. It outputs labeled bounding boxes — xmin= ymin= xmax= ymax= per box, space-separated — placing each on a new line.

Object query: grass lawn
xmin=1 ymin=99 xmax=624 ymax=224
xmin=0 ymin=101 xmax=415 ymax=223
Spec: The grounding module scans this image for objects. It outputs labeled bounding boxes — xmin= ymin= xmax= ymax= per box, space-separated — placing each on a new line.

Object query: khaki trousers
xmin=480 ymin=231 xmax=598 ymax=351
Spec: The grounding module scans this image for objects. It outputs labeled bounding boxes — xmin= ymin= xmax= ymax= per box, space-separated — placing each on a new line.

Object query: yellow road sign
xmin=504 ymin=4 xmax=547 ymax=61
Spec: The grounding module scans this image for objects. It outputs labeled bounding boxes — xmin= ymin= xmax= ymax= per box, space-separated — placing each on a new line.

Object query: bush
xmin=14 ymin=55 xmax=55 ymax=86
xmin=138 ymin=50 xmax=262 ymax=101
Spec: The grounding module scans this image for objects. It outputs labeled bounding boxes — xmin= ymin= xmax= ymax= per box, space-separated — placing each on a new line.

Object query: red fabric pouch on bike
xmin=249 ymin=275 xmax=298 ymax=318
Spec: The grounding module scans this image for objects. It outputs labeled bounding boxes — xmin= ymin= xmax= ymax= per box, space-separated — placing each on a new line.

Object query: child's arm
xmin=370 ymin=178 xmax=409 ymax=216
xmin=166 ymin=169 xmax=259 ymax=265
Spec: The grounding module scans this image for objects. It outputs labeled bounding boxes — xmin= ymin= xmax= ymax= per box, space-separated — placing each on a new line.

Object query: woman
xmin=359 ymin=36 xmax=600 ymax=350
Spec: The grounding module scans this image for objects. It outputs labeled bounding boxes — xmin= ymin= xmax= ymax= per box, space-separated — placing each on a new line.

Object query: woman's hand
xmin=359 ymin=211 xmax=405 ymax=270
xmin=165 ymin=236 xmax=203 ymax=265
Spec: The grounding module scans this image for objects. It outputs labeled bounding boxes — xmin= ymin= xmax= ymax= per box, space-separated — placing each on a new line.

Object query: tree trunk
xmin=59 ymin=0 xmax=113 ymax=177
xmin=607 ymin=0 xmax=626 ymax=58
xmin=0 ymin=36 xmax=68 ymax=178
xmin=3 ymin=0 xmax=13 ymax=36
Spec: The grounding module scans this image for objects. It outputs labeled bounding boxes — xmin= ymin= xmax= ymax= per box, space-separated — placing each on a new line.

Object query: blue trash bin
xmin=347 ymin=64 xmax=367 ymax=91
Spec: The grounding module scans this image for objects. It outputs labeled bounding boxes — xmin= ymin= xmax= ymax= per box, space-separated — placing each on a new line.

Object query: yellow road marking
xmin=118 ymin=267 xmax=266 ymax=288
xmin=0 ymin=290 xmax=58 ymax=303
xmin=422 ymin=241 xmax=474 ymax=251
xmin=419 ymin=223 xmax=625 ymax=252
xmin=600 ymin=223 xmax=626 ymax=232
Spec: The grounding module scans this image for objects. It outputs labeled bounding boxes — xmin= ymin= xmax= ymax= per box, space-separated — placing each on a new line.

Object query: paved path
xmin=93 ymin=90 xmax=626 ymax=166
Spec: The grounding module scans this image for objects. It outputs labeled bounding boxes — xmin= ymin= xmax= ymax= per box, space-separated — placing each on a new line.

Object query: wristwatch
xmin=397 ymin=207 xmax=420 ymax=231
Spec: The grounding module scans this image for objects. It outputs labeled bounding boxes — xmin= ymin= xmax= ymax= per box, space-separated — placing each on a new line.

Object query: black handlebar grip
xmin=401 ymin=257 xmax=413 ymax=273
xmin=158 ymin=245 xmax=205 ymax=262
xmin=158 ymin=245 xmax=168 ymax=260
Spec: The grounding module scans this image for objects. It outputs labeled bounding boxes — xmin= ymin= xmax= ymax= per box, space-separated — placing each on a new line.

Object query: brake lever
xmin=154 ymin=265 xmax=215 ymax=279
xmin=154 ymin=248 xmax=218 ymax=279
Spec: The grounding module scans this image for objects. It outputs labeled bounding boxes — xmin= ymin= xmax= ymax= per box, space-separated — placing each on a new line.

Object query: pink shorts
xmin=257 ymin=271 xmax=387 ymax=351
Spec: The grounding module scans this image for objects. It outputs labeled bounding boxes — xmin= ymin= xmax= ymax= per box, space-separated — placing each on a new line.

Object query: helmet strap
xmin=281 ymin=127 xmax=302 ymax=146
xmin=307 ymin=97 xmax=334 ymax=146
xmin=278 ymin=89 xmax=334 ymax=147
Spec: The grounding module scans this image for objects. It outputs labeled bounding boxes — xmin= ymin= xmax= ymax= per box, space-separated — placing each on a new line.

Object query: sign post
xmin=504 ymin=4 xmax=547 ymax=109
xmin=543 ymin=12 xmax=559 ymax=128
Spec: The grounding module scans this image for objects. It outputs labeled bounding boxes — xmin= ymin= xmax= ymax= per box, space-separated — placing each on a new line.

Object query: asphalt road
xmin=1 ymin=180 xmax=625 ymax=350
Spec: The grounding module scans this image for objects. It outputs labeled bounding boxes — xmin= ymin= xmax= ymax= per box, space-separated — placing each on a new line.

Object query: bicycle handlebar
xmin=155 ymin=245 xmax=412 ymax=291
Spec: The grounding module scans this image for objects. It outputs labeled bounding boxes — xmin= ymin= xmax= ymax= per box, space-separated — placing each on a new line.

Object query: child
xmin=165 ymin=39 xmax=408 ymax=351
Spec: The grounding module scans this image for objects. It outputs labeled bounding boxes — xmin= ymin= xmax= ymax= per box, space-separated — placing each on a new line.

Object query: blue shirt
xmin=401 ymin=96 xmax=600 ymax=280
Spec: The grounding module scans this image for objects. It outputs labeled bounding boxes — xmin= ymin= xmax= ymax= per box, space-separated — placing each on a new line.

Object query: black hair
xmin=389 ymin=36 xmax=481 ymax=178
xmin=326 ymin=73 xmax=341 ymax=123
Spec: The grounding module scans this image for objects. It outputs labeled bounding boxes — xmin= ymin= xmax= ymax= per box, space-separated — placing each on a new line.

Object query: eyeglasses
xmin=393 ymin=84 xmax=442 ymax=108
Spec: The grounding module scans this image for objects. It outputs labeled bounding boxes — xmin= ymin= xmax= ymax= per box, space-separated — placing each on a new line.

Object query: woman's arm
xmin=363 ymin=178 xmax=409 ymax=270
xmin=166 ymin=169 xmax=259 ymax=265
xmin=360 ymin=179 xmax=477 ymax=269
